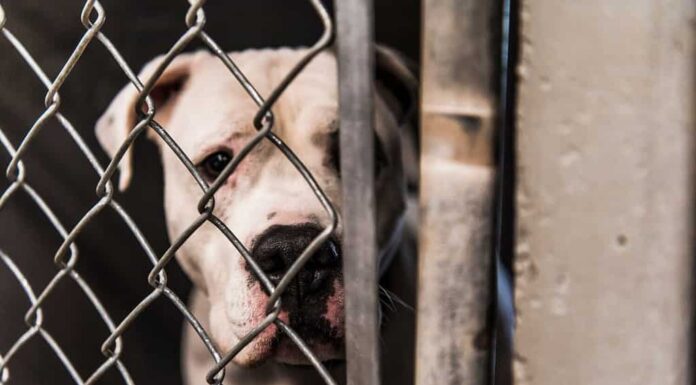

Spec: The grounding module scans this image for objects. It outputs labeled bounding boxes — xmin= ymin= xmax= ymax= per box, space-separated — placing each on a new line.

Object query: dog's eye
xmin=200 ymin=150 xmax=233 ymax=181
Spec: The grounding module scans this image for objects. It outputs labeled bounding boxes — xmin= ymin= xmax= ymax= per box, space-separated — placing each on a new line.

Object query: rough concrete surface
xmin=514 ymin=0 xmax=695 ymax=384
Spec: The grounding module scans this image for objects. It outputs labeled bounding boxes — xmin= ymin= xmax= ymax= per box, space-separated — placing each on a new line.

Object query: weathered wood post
xmin=514 ymin=1 xmax=695 ymax=384
xmin=415 ymin=0 xmax=501 ymax=384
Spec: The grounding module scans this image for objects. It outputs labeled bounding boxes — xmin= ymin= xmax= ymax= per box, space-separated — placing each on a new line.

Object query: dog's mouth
xmin=237 ymin=280 xmax=346 ymax=366
xmin=239 ymin=223 xmax=346 ymax=366
xmin=263 ymin=280 xmax=345 ymax=366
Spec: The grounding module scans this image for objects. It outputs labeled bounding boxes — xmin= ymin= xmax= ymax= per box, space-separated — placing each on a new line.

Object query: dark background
xmin=0 ymin=1 xmax=420 ymax=384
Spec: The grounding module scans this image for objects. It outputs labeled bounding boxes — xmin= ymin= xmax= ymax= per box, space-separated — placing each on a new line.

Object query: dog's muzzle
xmin=250 ymin=223 xmax=342 ymax=306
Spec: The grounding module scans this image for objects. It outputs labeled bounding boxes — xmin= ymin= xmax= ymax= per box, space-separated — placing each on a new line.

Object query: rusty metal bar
xmin=335 ymin=1 xmax=380 ymax=385
xmin=415 ymin=0 xmax=501 ymax=384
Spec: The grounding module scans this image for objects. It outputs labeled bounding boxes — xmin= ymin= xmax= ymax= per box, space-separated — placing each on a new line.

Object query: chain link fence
xmin=0 ymin=1 xmax=345 ymax=384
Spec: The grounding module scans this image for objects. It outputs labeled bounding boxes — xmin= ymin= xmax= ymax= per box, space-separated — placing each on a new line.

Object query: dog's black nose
xmin=250 ymin=224 xmax=341 ymax=299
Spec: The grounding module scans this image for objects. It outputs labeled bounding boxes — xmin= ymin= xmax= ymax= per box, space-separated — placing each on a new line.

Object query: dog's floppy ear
xmin=375 ymin=45 xmax=419 ymax=188
xmin=375 ymin=45 xmax=418 ymax=125
xmin=95 ymin=52 xmax=198 ymax=191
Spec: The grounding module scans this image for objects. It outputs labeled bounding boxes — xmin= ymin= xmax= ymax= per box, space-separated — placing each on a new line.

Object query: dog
xmin=95 ymin=47 xmax=420 ymax=384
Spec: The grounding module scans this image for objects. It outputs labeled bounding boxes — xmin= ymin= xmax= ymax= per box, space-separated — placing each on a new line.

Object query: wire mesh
xmin=0 ymin=1 xmax=340 ymax=384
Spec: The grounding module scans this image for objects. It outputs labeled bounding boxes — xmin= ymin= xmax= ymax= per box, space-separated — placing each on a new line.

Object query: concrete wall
xmin=514 ymin=1 xmax=695 ymax=384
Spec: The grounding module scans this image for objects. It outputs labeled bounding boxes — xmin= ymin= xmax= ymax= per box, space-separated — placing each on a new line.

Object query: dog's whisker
xmin=379 ymin=286 xmax=414 ymax=313
xmin=379 ymin=298 xmax=395 ymax=314
xmin=379 ymin=296 xmax=397 ymax=313
xmin=378 ymin=286 xmax=397 ymax=310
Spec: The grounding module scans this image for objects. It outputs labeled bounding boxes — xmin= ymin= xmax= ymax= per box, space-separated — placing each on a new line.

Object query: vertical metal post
xmin=416 ymin=0 xmax=501 ymax=384
xmin=336 ymin=1 xmax=380 ymax=385
xmin=514 ymin=0 xmax=695 ymax=384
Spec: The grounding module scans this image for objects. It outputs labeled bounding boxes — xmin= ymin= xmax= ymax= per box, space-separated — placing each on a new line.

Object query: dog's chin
xmin=233 ymin=334 xmax=344 ymax=367
xmin=273 ymin=338 xmax=345 ymax=365
xmin=228 ymin=277 xmax=346 ymax=367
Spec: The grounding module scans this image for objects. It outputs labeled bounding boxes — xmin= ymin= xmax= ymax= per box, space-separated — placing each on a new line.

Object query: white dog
xmin=96 ymin=47 xmax=418 ymax=384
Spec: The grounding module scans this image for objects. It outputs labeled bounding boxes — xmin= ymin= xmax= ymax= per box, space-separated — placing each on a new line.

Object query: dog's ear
xmin=375 ymin=45 xmax=418 ymax=125
xmin=375 ymin=45 xmax=419 ymax=188
xmin=95 ymin=52 xmax=198 ymax=191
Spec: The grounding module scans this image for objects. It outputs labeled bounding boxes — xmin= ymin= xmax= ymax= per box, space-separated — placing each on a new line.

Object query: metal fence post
xmin=514 ymin=0 xmax=695 ymax=384
xmin=416 ymin=0 xmax=501 ymax=384
xmin=336 ymin=1 xmax=380 ymax=385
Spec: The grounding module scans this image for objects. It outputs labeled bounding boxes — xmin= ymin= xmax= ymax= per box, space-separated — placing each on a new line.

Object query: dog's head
xmin=95 ymin=48 xmax=416 ymax=366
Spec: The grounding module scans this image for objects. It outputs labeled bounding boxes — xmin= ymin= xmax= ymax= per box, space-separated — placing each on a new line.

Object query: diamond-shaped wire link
xmin=0 ymin=1 xmax=340 ymax=384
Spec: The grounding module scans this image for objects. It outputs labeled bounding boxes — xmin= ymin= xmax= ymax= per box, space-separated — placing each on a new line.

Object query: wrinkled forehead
xmin=167 ymin=49 xmax=339 ymax=156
